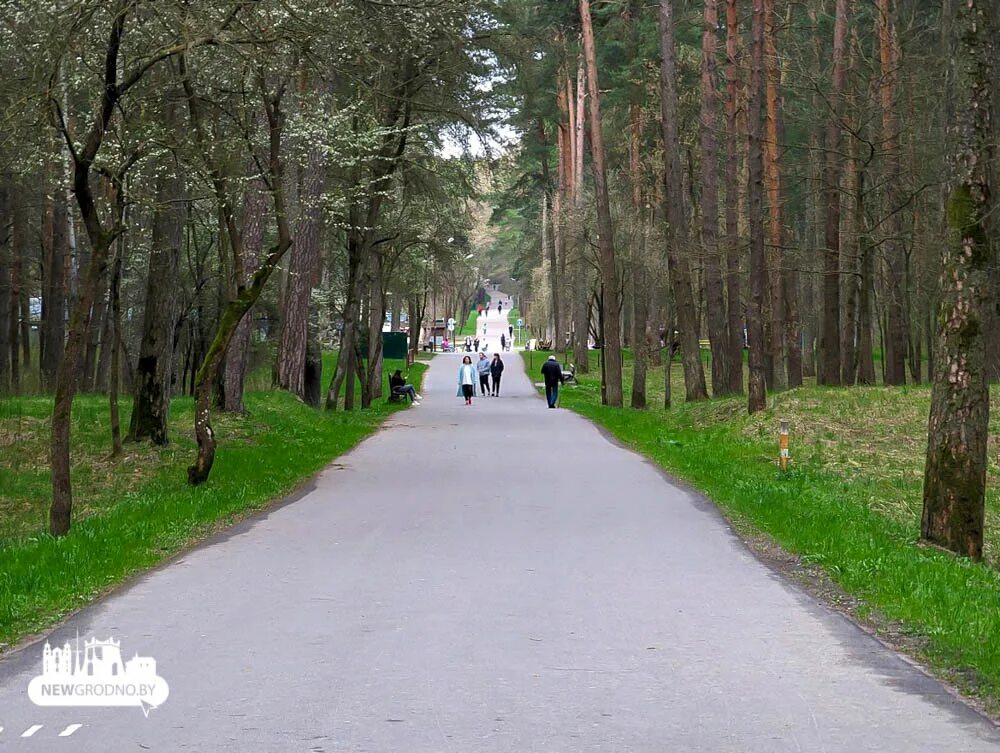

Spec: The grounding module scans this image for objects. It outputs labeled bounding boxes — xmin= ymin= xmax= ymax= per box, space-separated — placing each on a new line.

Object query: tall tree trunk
xmin=841 ymin=115 xmax=861 ymax=385
xmin=763 ymin=0 xmax=790 ymax=390
xmin=0 ymin=176 xmax=11 ymax=390
xmin=659 ymin=0 xmax=708 ymax=402
xmin=724 ymin=0 xmax=744 ymax=394
xmin=819 ymin=0 xmax=849 ymax=385
xmin=700 ymin=0 xmax=732 ymax=397
xmin=41 ymin=192 xmax=66 ymax=390
xmin=326 ymin=232 xmax=364 ymax=410
xmin=746 ymin=0 xmax=767 ymax=414
xmin=94 ymin=281 xmax=114 ymax=392
xmin=129 ymin=166 xmax=184 ymax=445
xmin=571 ymin=61 xmax=590 ymax=374
xmin=365 ymin=248 xmax=385 ymax=404
xmin=628 ymin=28 xmax=648 ymax=406
xmin=222 ymin=165 xmax=267 ymax=413
xmin=277 ymin=142 xmax=323 ymax=399
xmin=539 ymin=120 xmax=561 ymax=345
xmin=108 ymin=185 xmax=127 ymax=456
xmin=877 ymin=0 xmax=908 ymax=385
xmin=81 ymin=267 xmax=108 ymax=393
xmin=580 ymin=0 xmax=623 ymax=407
xmin=921 ymin=0 xmax=993 ymax=559
xmin=9 ymin=182 xmax=24 ymax=391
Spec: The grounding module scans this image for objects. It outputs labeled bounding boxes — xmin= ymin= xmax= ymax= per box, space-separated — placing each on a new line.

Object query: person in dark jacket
xmin=389 ymin=369 xmax=420 ymax=404
xmin=540 ymin=355 xmax=563 ymax=408
xmin=476 ymin=352 xmax=492 ymax=396
xmin=489 ymin=353 xmax=504 ymax=396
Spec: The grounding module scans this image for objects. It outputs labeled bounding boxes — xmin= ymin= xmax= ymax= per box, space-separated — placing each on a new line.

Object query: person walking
xmin=457 ymin=356 xmax=477 ymax=405
xmin=500 ymin=332 xmax=506 ymax=352
xmin=490 ymin=353 xmax=505 ymax=396
xmin=464 ymin=335 xmax=472 ymax=352
xmin=541 ymin=354 xmax=563 ymax=409
xmin=389 ymin=369 xmax=421 ymax=405
xmin=473 ymin=335 xmax=480 ymax=352
xmin=497 ymin=301 xmax=503 ymax=317
xmin=476 ymin=352 xmax=491 ymax=396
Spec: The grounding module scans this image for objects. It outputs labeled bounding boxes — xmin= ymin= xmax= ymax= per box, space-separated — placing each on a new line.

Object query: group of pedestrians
xmin=476 ymin=301 xmax=506 ymax=318
xmin=457 ymin=352 xmax=504 ymax=405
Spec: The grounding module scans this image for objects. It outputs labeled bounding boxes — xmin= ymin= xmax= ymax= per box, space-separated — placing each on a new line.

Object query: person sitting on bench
xmin=390 ymin=369 xmax=421 ymax=404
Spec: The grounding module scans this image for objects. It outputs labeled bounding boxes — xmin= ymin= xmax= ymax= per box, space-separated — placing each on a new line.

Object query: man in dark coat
xmin=540 ymin=355 xmax=563 ymax=409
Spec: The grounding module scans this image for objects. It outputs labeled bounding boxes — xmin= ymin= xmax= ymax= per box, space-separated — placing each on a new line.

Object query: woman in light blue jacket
xmin=457 ymin=355 xmax=477 ymax=405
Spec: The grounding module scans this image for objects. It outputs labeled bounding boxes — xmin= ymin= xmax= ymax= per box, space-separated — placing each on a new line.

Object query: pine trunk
xmin=580 ymin=0 xmax=623 ymax=407
xmin=878 ymin=0 xmax=908 ymax=386
xmin=921 ymin=0 xmax=993 ymax=559
xmin=277 ymin=143 xmax=323 ymax=399
xmin=0 ymin=176 xmax=10 ymax=390
xmin=659 ymin=0 xmax=709 ymax=402
xmin=700 ymin=0 xmax=732 ymax=397
xmin=763 ymin=0 xmax=790 ymax=391
xmin=129 ymin=167 xmax=184 ymax=445
xmin=746 ymin=0 xmax=767 ymax=414
xmin=724 ymin=0 xmax=744 ymax=394
xmin=819 ymin=0 xmax=849 ymax=385
xmin=41 ymin=192 xmax=67 ymax=390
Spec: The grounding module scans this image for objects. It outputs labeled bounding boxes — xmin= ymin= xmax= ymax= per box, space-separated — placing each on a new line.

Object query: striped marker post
xmin=779 ymin=419 xmax=790 ymax=471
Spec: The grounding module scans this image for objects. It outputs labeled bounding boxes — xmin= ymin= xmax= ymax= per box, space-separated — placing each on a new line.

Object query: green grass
xmin=457 ymin=309 xmax=479 ymax=336
xmin=532 ymin=353 xmax=1000 ymax=712
xmin=0 ymin=353 xmax=425 ymax=650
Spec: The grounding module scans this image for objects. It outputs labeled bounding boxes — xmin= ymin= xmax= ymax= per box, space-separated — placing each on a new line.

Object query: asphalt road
xmin=0 ymin=305 xmax=997 ymax=751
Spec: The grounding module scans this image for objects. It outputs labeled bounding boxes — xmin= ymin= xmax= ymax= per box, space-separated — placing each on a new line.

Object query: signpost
xmin=516 ymin=318 xmax=523 ymax=346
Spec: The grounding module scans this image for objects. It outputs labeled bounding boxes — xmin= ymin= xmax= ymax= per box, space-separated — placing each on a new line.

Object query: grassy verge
xmin=458 ymin=309 xmax=479 ymax=337
xmin=0 ymin=354 xmax=425 ymax=650
xmin=529 ymin=353 xmax=1000 ymax=713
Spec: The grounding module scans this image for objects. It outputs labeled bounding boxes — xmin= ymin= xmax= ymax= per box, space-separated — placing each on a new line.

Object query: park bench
xmin=561 ymin=364 xmax=578 ymax=385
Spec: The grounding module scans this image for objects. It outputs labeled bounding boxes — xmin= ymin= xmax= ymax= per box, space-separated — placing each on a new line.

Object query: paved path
xmin=0 ymin=305 xmax=997 ymax=750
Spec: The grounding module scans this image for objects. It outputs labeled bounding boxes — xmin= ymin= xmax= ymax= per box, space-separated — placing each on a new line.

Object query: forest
xmin=0 ymin=3 xmax=995 ymax=569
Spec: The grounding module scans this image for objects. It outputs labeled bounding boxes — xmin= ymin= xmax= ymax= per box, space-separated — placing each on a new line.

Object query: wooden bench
xmin=561 ymin=364 xmax=578 ymax=385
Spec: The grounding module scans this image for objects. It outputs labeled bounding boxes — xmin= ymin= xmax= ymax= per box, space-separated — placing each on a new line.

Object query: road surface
xmin=0 ymin=301 xmax=996 ymax=751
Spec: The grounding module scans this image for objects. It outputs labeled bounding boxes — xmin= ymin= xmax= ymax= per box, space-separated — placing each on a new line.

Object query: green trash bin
xmin=382 ymin=331 xmax=408 ymax=360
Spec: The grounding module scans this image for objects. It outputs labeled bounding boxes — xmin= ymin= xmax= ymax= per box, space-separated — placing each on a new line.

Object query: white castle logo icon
xmin=29 ymin=635 xmax=169 ymax=715
xmin=43 ymin=637 xmax=156 ymax=680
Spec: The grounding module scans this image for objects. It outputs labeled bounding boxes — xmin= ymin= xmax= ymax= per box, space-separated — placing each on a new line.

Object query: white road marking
xmin=21 ymin=724 xmax=43 ymax=737
xmin=59 ymin=724 xmax=83 ymax=737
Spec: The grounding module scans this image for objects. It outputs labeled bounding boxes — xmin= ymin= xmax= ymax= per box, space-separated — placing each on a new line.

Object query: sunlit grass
xmin=0 ymin=354 xmax=425 ymax=649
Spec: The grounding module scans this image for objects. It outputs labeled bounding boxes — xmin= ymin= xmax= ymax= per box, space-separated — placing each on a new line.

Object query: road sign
xmin=517 ymin=318 xmax=524 ymax=327
xmin=447 ymin=323 xmax=455 ymax=332
xmin=447 ymin=317 xmax=456 ymax=325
